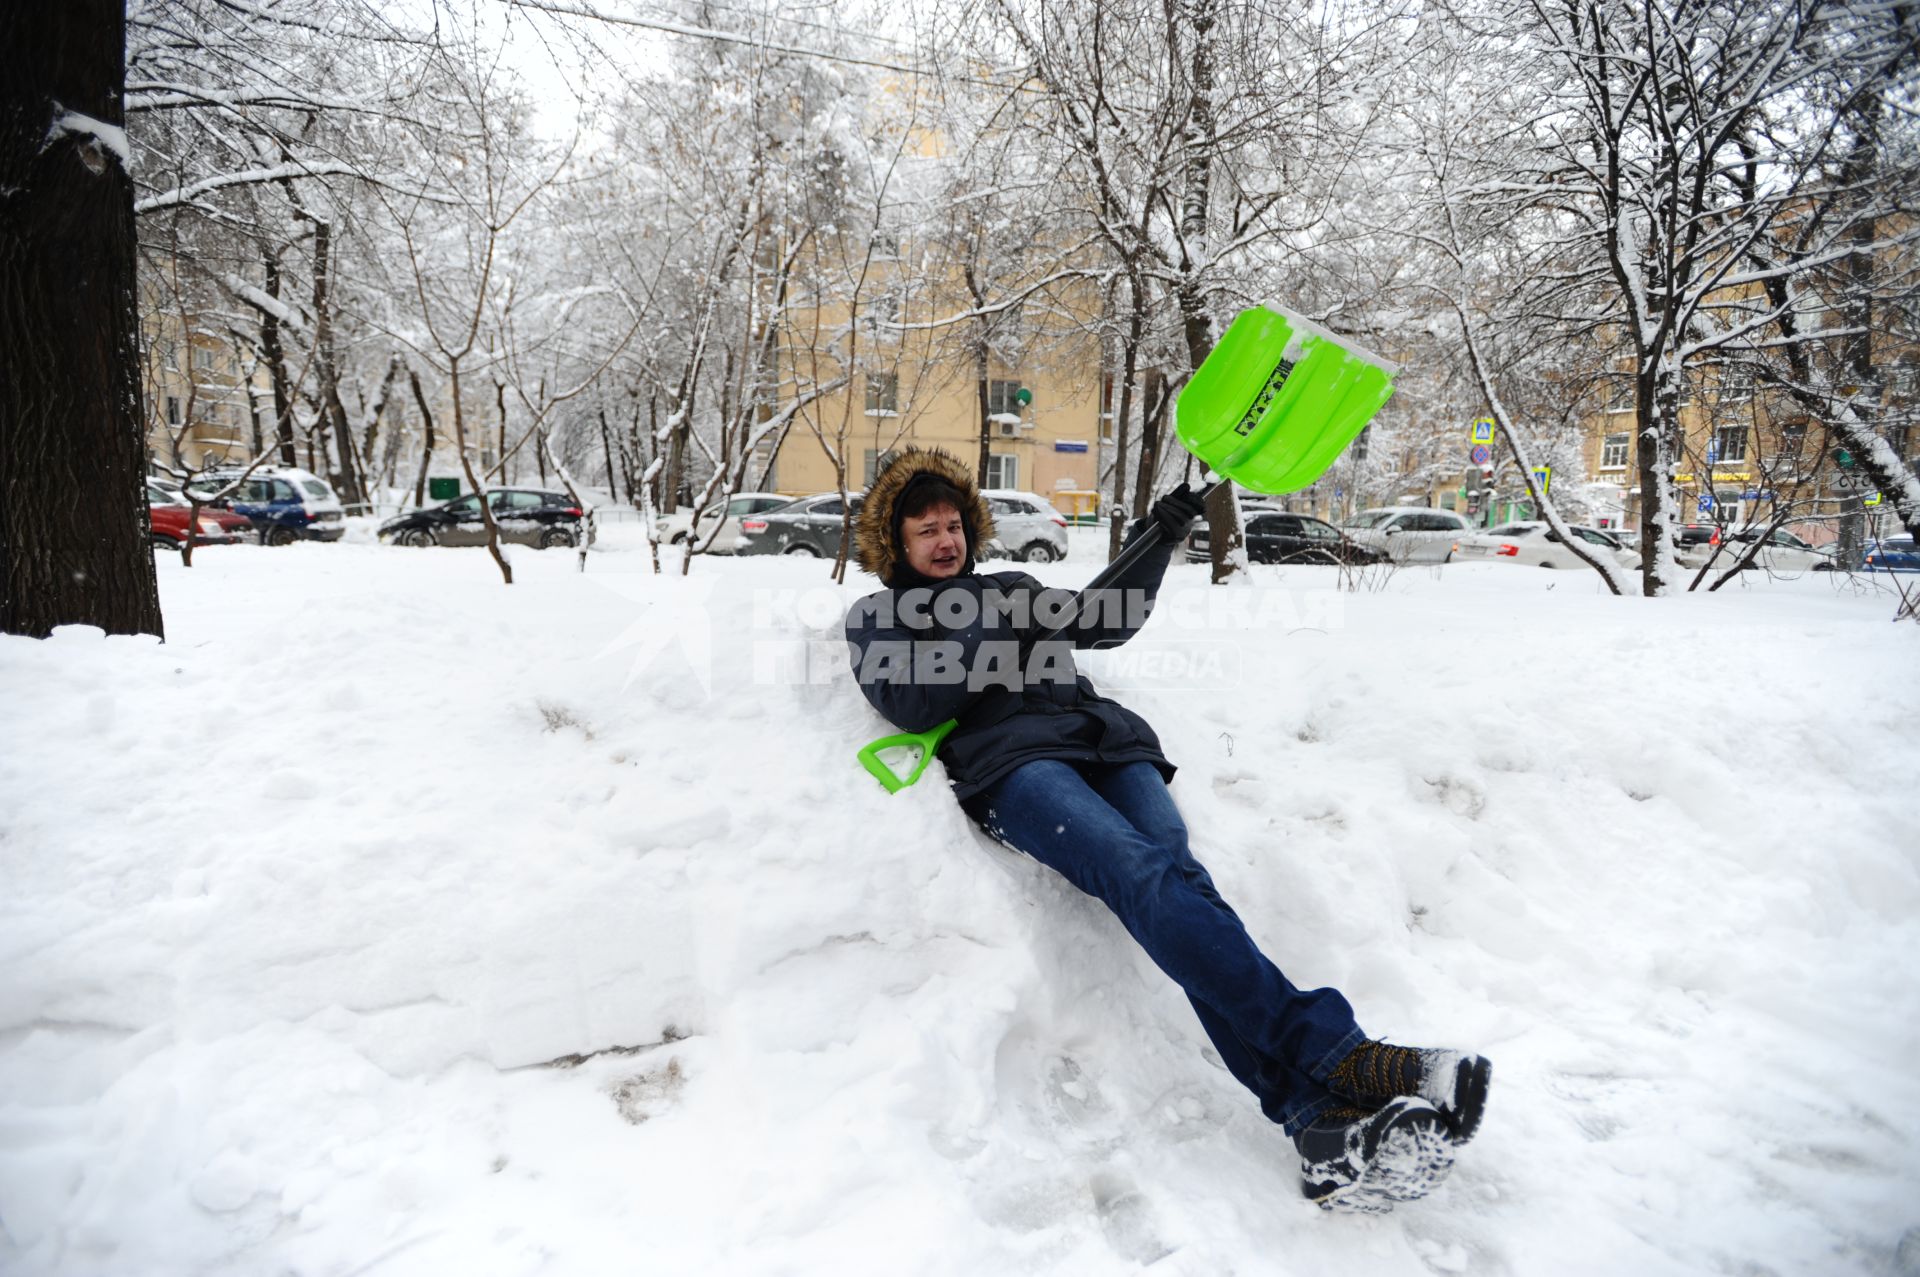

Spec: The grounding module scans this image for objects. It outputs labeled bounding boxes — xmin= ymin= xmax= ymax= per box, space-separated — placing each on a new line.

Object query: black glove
xmin=1148 ymin=483 xmax=1208 ymax=541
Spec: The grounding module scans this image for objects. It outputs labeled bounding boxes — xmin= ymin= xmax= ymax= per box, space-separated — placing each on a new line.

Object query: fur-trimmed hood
xmin=854 ymin=447 xmax=997 ymax=585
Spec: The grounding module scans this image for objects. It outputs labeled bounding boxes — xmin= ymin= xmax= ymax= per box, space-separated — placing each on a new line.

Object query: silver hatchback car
xmin=981 ymin=489 xmax=1071 ymax=563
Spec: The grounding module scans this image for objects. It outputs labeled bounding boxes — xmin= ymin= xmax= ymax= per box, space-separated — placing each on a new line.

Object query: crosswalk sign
xmin=1532 ymin=465 xmax=1551 ymax=493
xmin=1470 ymin=419 xmax=1495 ymax=445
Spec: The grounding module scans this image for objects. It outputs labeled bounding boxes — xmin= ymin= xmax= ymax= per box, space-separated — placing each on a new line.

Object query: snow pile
xmin=2 ymin=543 xmax=1917 ymax=1275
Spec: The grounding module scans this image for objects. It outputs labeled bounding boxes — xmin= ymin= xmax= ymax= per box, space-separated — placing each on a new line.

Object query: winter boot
xmin=1294 ymin=1098 xmax=1456 ymax=1213
xmin=1327 ymin=1040 xmax=1492 ymax=1145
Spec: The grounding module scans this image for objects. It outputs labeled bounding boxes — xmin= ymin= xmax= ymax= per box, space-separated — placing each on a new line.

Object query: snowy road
xmin=2 ymin=540 xmax=1916 ymax=1275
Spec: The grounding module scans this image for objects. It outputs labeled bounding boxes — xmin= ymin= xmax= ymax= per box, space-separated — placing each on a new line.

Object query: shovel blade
xmin=1177 ymin=305 xmax=1397 ymax=496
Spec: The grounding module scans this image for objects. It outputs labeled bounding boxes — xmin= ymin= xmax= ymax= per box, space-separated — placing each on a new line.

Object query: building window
xmin=1885 ymin=356 xmax=1919 ymax=401
xmin=870 ymin=230 xmax=899 ymax=260
xmin=985 ymin=453 xmax=1017 ymax=489
xmin=1601 ymin=432 xmax=1630 ymax=469
xmin=166 ymin=396 xmax=181 ymax=426
xmin=193 ymin=346 xmax=215 ymax=372
xmin=1713 ymin=425 xmax=1748 ymax=463
xmin=1350 ymin=426 xmax=1370 ymax=463
xmin=863 ymin=449 xmax=897 ymax=486
xmin=160 ymin=341 xmax=178 ymax=370
xmin=986 ymin=379 xmax=1023 ymax=417
xmin=1718 ymin=361 xmax=1753 ymax=402
xmin=864 ymin=288 xmax=900 ymax=345
xmin=1778 ymin=422 xmax=1807 ymax=465
xmin=864 ymin=372 xmax=898 ymax=416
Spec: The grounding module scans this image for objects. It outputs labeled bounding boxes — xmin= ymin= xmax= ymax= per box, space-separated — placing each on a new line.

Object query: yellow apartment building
xmin=1581 ymin=355 xmax=1919 ymax=535
xmin=761 ymin=242 xmax=1106 ymax=513
xmin=141 ymin=304 xmax=263 ymax=473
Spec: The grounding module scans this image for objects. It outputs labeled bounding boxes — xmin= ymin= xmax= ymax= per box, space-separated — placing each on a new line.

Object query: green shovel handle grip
xmin=858 ymin=718 xmax=959 ymax=793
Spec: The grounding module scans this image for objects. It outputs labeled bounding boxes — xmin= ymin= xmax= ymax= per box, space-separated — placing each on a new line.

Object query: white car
xmin=1719 ymin=526 xmax=1835 ymax=572
xmin=1343 ymin=507 xmax=1473 ymax=563
xmin=1450 ymin=521 xmax=1638 ymax=569
xmin=981 ymin=489 xmax=1071 ymax=563
xmin=654 ymin=491 xmax=791 ymax=553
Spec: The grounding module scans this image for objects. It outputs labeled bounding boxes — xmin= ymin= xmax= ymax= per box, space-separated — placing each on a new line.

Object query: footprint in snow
xmin=1422 ymin=773 xmax=1488 ymax=820
xmin=1403 ymin=1219 xmax=1508 ymax=1276
xmin=992 ymin=1028 xmax=1119 ymax=1152
xmin=1090 ymin=1169 xmax=1174 ymax=1265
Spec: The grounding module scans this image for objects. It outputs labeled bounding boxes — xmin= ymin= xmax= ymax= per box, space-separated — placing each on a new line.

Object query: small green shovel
xmin=856 ymin=304 xmax=1399 ymax=792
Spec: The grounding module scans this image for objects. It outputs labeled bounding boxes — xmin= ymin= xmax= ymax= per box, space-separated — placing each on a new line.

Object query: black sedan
xmin=734 ymin=492 xmax=864 ymax=558
xmin=381 ymin=488 xmax=586 ymax=549
xmin=1186 ymin=512 xmax=1384 ymax=565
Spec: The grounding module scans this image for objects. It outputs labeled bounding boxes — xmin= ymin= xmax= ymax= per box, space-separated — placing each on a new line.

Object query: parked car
xmin=1186 ymin=511 xmax=1383 ymax=565
xmin=734 ymin=492 xmax=865 ymax=558
xmin=146 ymin=481 xmax=250 ymax=549
xmin=980 ymin=489 xmax=1070 ymax=563
xmin=147 ymin=474 xmax=188 ymax=504
xmin=1862 ymin=533 xmax=1919 ymax=572
xmin=1450 ymin=522 xmax=1638 ymax=569
xmin=380 ymin=488 xmax=587 ymax=549
xmin=1342 ymin=507 xmax=1473 ymax=563
xmin=653 ymin=491 xmax=792 ymax=553
xmin=188 ymin=466 xmax=345 ymax=544
xmin=1721 ymin=526 xmax=1834 ymax=572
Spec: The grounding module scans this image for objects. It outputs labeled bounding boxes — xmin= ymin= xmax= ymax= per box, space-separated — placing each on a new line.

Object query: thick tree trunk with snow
xmin=1175 ymin=0 xmax=1239 ymax=585
xmin=1 ymin=2 xmax=164 ymax=639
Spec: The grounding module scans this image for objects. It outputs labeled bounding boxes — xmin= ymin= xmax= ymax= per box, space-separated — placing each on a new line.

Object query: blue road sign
xmin=1470 ymin=444 xmax=1491 ymax=465
xmin=1698 ymin=495 xmax=1715 ymax=513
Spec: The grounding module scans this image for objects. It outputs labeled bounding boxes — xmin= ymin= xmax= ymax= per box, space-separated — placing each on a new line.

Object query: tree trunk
xmin=448 ymin=359 xmax=511 ymax=584
xmin=494 ymin=378 xmax=508 ymax=484
xmin=310 ymin=219 xmax=364 ymax=504
xmin=1107 ymin=290 xmax=1143 ymax=562
xmin=975 ymin=338 xmax=993 ymax=487
xmin=1133 ymin=372 xmax=1169 ymax=520
xmin=1 ymin=1 xmax=164 ymax=638
xmin=409 ymin=367 xmax=435 ymax=508
xmin=261 ymin=250 xmax=297 ymax=465
xmin=598 ymin=407 xmax=619 ymax=501
xmin=360 ymin=355 xmax=402 ymax=499
xmin=1175 ymin=0 xmax=1236 ymax=584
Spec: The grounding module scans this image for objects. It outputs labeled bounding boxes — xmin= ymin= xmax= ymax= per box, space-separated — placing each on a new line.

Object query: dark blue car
xmin=189 ymin=466 xmax=346 ymax=545
xmin=1862 ymin=533 xmax=1918 ymax=572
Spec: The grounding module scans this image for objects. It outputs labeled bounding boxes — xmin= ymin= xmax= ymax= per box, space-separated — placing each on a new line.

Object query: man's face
xmin=903 ymin=501 xmax=967 ymax=579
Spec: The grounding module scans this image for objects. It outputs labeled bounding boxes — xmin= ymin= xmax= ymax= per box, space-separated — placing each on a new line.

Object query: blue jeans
xmin=974 ymin=759 xmax=1366 ymax=1134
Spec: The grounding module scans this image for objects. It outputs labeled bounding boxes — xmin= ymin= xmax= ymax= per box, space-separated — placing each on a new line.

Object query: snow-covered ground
xmin=3 ymin=534 xmax=1917 ymax=1276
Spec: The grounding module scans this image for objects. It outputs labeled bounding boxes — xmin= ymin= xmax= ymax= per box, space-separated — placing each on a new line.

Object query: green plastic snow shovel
xmin=856 ymin=718 xmax=959 ymax=794
xmin=857 ymin=303 xmax=1398 ymax=792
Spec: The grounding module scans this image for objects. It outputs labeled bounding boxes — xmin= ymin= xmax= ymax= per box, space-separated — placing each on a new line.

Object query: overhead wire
xmin=505 ymin=0 xmax=1033 ymax=91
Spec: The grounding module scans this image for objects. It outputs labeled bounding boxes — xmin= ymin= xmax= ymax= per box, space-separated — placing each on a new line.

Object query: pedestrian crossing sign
xmin=1470 ymin=419 xmax=1495 ymax=445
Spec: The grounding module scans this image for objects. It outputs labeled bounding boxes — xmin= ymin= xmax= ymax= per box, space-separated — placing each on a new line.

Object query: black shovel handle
xmin=1026 ymin=480 xmax=1221 ymax=647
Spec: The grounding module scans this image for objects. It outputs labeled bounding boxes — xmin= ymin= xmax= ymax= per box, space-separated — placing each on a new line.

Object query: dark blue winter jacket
xmin=844 ymin=522 xmax=1178 ymax=804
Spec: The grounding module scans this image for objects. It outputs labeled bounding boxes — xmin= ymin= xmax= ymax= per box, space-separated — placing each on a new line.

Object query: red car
xmin=147 ymin=480 xmax=252 ymax=549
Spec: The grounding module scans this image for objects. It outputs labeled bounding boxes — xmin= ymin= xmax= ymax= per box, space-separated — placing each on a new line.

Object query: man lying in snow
xmin=844 ymin=447 xmax=1492 ymax=1213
